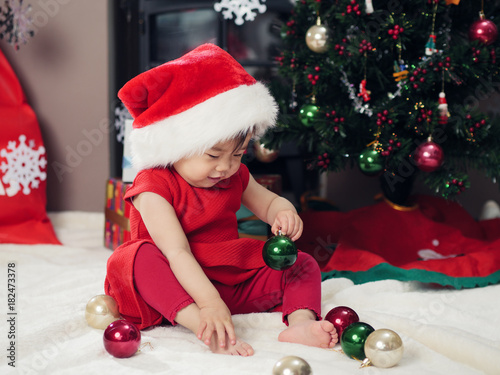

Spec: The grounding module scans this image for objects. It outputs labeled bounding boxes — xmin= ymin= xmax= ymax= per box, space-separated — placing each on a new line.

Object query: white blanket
xmin=1 ymin=211 xmax=499 ymax=375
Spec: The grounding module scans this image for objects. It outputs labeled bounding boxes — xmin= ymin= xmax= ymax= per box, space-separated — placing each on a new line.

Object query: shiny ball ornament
xmin=262 ymin=234 xmax=298 ymax=271
xmin=362 ymin=329 xmax=404 ymax=368
xmin=412 ymin=140 xmax=444 ymax=172
xmin=324 ymin=306 xmax=360 ymax=337
xmin=299 ymin=103 xmax=319 ymax=127
xmin=469 ymin=17 xmax=498 ymax=45
xmin=85 ymin=294 xmax=121 ymax=329
xmin=340 ymin=322 xmax=375 ymax=360
xmin=358 ymin=148 xmax=384 ymax=176
xmin=306 ymin=18 xmax=330 ymax=53
xmin=254 ymin=141 xmax=279 ymax=163
xmin=103 ymin=320 xmax=141 ymax=358
xmin=272 ymin=356 xmax=312 ymax=375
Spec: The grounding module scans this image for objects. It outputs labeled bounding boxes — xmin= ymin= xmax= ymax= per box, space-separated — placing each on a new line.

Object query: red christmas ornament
xmin=324 ymin=306 xmax=359 ymax=337
xmin=413 ymin=139 xmax=444 ymax=172
xmin=469 ymin=12 xmax=498 ymax=45
xmin=103 ymin=320 xmax=141 ymax=358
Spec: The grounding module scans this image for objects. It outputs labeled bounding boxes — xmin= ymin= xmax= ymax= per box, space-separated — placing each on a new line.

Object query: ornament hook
xmin=360 ymin=358 xmax=372 ymax=368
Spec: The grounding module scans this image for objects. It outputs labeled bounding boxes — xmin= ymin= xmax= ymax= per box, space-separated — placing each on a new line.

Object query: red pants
xmin=133 ymin=243 xmax=322 ymax=326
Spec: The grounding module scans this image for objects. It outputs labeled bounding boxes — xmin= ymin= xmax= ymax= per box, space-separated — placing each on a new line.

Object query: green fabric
xmin=321 ymin=264 xmax=500 ymax=289
xmin=236 ymin=205 xmax=268 ymax=235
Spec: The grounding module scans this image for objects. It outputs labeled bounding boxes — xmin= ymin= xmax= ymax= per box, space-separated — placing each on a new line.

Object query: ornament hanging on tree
xmin=305 ymin=16 xmax=330 ymax=53
xmin=438 ymin=91 xmax=449 ymax=125
xmin=365 ymin=0 xmax=374 ymax=14
xmin=391 ymin=21 xmax=408 ymax=82
xmin=358 ymin=147 xmax=384 ymax=176
xmin=361 ymin=329 xmax=404 ymax=368
xmin=425 ymin=34 xmax=438 ymax=56
xmin=299 ymin=96 xmax=320 ymax=127
xmin=425 ymin=2 xmax=439 ymax=56
xmin=253 ymin=140 xmax=279 ymax=163
xmin=358 ymin=79 xmax=371 ymax=102
xmin=358 ymin=51 xmax=371 ymax=102
xmin=412 ymin=137 xmax=444 ymax=172
xmin=393 ymin=60 xmax=409 ymax=82
xmin=469 ymin=11 xmax=498 ymax=45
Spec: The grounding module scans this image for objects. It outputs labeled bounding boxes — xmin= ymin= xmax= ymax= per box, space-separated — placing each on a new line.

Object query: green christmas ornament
xmin=340 ymin=322 xmax=375 ymax=360
xmin=262 ymin=232 xmax=298 ymax=271
xmin=358 ymin=148 xmax=384 ymax=176
xmin=299 ymin=103 xmax=319 ymax=127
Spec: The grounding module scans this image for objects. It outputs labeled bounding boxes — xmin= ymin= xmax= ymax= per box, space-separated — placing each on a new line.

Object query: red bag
xmin=0 ymin=49 xmax=60 ymax=244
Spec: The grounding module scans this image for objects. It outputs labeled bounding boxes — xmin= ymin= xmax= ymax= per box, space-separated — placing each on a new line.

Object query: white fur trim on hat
xmin=129 ymin=82 xmax=277 ymax=170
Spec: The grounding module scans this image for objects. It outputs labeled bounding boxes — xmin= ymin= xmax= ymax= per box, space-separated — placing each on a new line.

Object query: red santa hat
xmin=118 ymin=43 xmax=278 ymax=170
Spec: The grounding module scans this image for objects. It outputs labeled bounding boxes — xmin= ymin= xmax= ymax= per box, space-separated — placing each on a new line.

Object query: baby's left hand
xmin=271 ymin=210 xmax=303 ymax=241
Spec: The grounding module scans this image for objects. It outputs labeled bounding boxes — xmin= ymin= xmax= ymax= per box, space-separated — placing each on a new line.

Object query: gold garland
xmin=382 ymin=195 xmax=419 ymax=211
xmin=374 ymin=193 xmax=419 ymax=211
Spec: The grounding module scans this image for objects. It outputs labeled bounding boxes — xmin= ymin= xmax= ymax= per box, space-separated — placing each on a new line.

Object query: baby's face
xmin=173 ymin=134 xmax=252 ymax=188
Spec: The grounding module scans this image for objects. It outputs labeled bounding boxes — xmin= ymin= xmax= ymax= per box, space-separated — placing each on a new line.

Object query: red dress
xmin=105 ymin=164 xmax=267 ymax=328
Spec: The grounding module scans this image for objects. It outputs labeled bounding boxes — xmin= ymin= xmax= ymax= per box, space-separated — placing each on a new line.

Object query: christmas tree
xmin=263 ymin=0 xmax=500 ymax=203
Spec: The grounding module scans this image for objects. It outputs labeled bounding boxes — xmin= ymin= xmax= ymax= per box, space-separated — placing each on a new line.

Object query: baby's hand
xmin=272 ymin=210 xmax=303 ymax=241
xmin=197 ymin=298 xmax=236 ymax=348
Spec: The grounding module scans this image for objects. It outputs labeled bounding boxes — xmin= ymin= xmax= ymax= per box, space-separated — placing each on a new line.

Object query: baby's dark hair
xmin=232 ymin=126 xmax=255 ymax=152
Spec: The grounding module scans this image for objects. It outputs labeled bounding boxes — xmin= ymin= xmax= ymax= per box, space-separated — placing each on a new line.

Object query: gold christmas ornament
xmin=85 ymin=294 xmax=121 ymax=329
xmin=254 ymin=141 xmax=279 ymax=163
xmin=306 ymin=17 xmax=329 ymax=53
xmin=272 ymin=356 xmax=312 ymax=375
xmin=361 ymin=329 xmax=404 ymax=368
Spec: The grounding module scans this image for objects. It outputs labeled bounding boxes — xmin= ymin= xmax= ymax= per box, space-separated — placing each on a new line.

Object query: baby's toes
xmin=319 ymin=320 xmax=335 ymax=332
xmin=235 ymin=341 xmax=254 ymax=357
xmin=330 ymin=331 xmax=339 ymax=347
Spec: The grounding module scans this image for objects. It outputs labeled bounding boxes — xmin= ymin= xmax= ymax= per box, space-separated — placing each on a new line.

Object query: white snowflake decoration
xmin=114 ymin=103 xmax=132 ymax=144
xmin=0 ymin=135 xmax=47 ymax=195
xmin=214 ymin=0 xmax=266 ymax=26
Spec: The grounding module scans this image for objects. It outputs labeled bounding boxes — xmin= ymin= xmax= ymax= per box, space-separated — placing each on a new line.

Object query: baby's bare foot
xmin=208 ymin=333 xmax=254 ymax=356
xmin=278 ymin=320 xmax=338 ymax=349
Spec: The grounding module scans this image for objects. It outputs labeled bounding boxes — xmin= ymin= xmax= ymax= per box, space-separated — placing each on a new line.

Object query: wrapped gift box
xmin=104 ymin=174 xmax=282 ymax=249
xmin=237 ymin=174 xmax=282 ymax=240
xmin=254 ymin=174 xmax=282 ymax=195
xmin=104 ymin=177 xmax=131 ymax=250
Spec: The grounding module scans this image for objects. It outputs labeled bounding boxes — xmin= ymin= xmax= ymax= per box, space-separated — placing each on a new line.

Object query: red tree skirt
xmin=297 ymin=195 xmax=500 ymax=288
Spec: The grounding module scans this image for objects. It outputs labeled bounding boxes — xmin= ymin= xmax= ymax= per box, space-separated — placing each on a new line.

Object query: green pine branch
xmin=267 ymin=0 xmax=500 ymax=199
